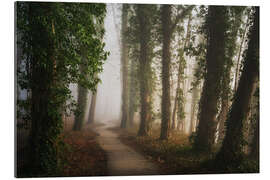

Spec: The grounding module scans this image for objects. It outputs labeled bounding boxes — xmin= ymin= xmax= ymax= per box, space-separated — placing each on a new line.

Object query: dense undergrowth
xmin=16 ymin=122 xmax=108 ymax=177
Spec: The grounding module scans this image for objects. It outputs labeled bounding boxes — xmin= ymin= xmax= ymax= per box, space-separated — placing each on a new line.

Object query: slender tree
xmin=160 ymin=5 xmax=172 ymax=139
xmin=120 ymin=4 xmax=129 ymax=128
xmin=160 ymin=5 xmax=193 ymax=140
xmin=172 ymin=14 xmax=192 ymax=130
xmin=136 ymin=5 xmax=156 ymax=136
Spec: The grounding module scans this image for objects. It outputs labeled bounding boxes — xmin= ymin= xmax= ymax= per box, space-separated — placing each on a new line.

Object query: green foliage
xmin=16 ymin=2 xmax=108 ymax=176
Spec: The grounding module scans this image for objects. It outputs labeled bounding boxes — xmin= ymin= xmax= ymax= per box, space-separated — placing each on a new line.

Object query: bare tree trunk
xmin=87 ymin=92 xmax=97 ymax=124
xmin=137 ymin=5 xmax=152 ymax=136
xmin=120 ymin=4 xmax=129 ymax=128
xmin=160 ymin=5 xmax=172 ymax=140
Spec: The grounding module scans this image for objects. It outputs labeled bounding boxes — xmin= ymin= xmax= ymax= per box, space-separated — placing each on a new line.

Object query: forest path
xmin=94 ymin=124 xmax=159 ymax=176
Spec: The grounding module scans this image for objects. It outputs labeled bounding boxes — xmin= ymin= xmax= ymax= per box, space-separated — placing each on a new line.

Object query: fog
xmin=69 ymin=4 xmax=122 ymax=126
xmin=95 ymin=4 xmax=122 ymax=124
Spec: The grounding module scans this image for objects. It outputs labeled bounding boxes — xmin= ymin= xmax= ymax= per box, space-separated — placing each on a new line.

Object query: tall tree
xmin=17 ymin=2 xmax=108 ymax=175
xmin=171 ymin=14 xmax=192 ymax=130
xmin=193 ymin=6 xmax=228 ymax=151
xmin=160 ymin=5 xmax=172 ymax=139
xmin=215 ymin=7 xmax=259 ymax=168
xmin=120 ymin=4 xmax=129 ymax=128
xmin=216 ymin=7 xmax=245 ymax=143
xmin=136 ymin=4 xmax=156 ymax=136
xmin=160 ymin=5 xmax=193 ymax=140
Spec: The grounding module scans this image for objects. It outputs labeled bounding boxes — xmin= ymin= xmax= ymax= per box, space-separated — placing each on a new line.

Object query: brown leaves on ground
xmin=61 ymin=124 xmax=107 ymax=176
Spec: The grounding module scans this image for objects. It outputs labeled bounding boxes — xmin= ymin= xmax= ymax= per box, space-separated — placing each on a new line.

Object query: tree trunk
xmin=250 ymin=88 xmax=259 ymax=160
xmin=234 ymin=13 xmax=249 ymax=93
xmin=216 ymin=7 xmax=245 ymax=143
xmin=87 ymin=92 xmax=97 ymax=124
xmin=189 ymin=84 xmax=199 ymax=133
xmin=28 ymin=3 xmax=61 ymax=174
xmin=73 ymin=84 xmax=88 ymax=130
xmin=172 ymin=15 xmax=192 ymax=130
xmin=137 ymin=5 xmax=152 ymax=136
xmin=193 ymin=6 xmax=228 ymax=151
xmin=120 ymin=4 xmax=129 ymax=128
xmin=215 ymin=7 xmax=259 ymax=166
xmin=73 ymin=50 xmax=89 ymax=131
xmin=160 ymin=5 xmax=172 ymax=140
xmin=128 ymin=59 xmax=138 ymax=127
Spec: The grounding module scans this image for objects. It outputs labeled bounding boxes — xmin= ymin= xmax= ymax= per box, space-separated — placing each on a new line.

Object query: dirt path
xmin=94 ymin=124 xmax=159 ymax=176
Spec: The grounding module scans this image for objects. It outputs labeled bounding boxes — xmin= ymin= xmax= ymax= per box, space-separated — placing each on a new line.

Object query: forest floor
xmin=61 ymin=121 xmax=108 ymax=177
xmin=108 ymin=126 xmax=207 ymax=175
xmin=108 ymin=124 xmax=259 ymax=175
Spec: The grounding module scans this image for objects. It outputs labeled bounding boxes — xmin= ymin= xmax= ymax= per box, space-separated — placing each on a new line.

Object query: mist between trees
xmin=16 ymin=2 xmax=259 ymax=176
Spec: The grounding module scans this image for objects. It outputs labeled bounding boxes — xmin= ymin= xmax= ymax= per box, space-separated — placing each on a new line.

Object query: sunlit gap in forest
xmin=16 ymin=2 xmax=259 ymax=178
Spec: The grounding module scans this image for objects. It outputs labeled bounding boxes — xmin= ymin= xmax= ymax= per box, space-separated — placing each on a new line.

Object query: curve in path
xmin=94 ymin=125 xmax=159 ymax=176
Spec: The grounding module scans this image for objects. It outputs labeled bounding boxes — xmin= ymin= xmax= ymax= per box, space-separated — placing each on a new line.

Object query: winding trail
xmin=94 ymin=124 xmax=159 ymax=176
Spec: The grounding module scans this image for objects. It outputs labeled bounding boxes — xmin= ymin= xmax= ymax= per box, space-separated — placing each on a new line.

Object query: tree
xmin=160 ymin=5 xmax=193 ymax=140
xmin=215 ymin=7 xmax=259 ymax=168
xmin=17 ymin=2 xmax=108 ymax=175
xmin=160 ymin=5 xmax=172 ymax=139
xmin=171 ymin=14 xmax=192 ymax=130
xmin=136 ymin=4 xmax=157 ymax=136
xmin=216 ymin=7 xmax=245 ymax=143
xmin=120 ymin=4 xmax=130 ymax=128
xmin=193 ymin=6 xmax=228 ymax=151
xmin=73 ymin=52 xmax=89 ymax=131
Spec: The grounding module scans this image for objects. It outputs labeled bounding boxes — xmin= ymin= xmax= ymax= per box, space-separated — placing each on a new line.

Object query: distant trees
xmin=17 ymin=2 xmax=108 ymax=175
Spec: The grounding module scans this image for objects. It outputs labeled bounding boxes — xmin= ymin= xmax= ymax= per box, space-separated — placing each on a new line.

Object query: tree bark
xmin=160 ymin=5 xmax=172 ymax=140
xmin=120 ymin=4 xmax=129 ymax=128
xmin=189 ymin=83 xmax=200 ymax=133
xmin=215 ymin=7 xmax=259 ymax=166
xmin=137 ymin=5 xmax=152 ymax=136
xmin=193 ymin=6 xmax=228 ymax=151
xmin=87 ymin=92 xmax=97 ymax=124
xmin=73 ymin=84 xmax=88 ymax=130
xmin=128 ymin=59 xmax=138 ymax=127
